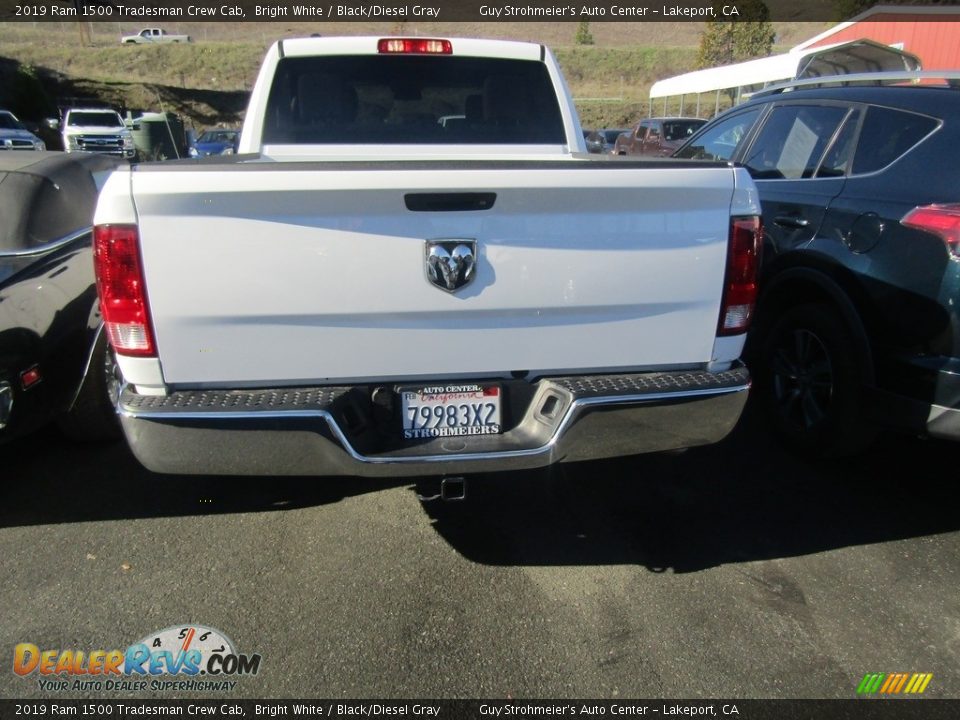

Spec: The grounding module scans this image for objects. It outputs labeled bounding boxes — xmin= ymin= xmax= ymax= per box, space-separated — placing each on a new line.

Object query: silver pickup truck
xmin=93 ymin=36 xmax=760 ymax=478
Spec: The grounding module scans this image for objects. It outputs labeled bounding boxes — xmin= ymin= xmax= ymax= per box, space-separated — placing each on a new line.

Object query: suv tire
xmin=757 ymin=302 xmax=877 ymax=457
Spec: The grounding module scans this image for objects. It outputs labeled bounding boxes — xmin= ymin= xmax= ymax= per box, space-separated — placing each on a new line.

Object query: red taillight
xmin=902 ymin=204 xmax=960 ymax=254
xmin=718 ymin=216 xmax=762 ymax=336
xmin=93 ymin=224 xmax=156 ymax=357
xmin=377 ymin=38 xmax=452 ymax=55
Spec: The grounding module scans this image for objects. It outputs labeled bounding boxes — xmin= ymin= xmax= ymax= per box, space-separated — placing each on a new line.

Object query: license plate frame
xmin=400 ymin=383 xmax=502 ymax=440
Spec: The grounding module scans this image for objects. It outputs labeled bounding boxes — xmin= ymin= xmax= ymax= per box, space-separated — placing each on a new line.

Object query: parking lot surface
xmin=3 ymin=401 xmax=958 ymax=699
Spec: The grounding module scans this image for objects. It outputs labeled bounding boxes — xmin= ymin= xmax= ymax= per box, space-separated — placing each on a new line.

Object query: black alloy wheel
xmin=771 ymin=327 xmax=834 ymax=432
xmin=758 ymin=303 xmax=876 ymax=457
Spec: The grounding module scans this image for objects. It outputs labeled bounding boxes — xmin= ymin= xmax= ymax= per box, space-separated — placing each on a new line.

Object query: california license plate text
xmin=401 ymin=385 xmax=501 ymax=439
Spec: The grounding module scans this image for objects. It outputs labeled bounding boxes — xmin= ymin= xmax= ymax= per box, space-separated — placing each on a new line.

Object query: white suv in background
xmin=61 ymin=108 xmax=136 ymax=159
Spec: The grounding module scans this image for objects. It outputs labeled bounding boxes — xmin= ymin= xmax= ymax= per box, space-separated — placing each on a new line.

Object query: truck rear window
xmin=261 ymin=55 xmax=566 ymax=145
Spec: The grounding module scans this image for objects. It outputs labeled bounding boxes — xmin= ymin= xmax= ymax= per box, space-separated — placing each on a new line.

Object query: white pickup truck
xmin=61 ymin=108 xmax=136 ymax=158
xmin=93 ymin=36 xmax=760 ymax=479
xmin=121 ymin=28 xmax=192 ymax=44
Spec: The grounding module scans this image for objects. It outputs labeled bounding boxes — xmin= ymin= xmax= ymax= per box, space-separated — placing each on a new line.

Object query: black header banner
xmin=1 ymin=700 xmax=960 ymax=720
xmin=1 ymin=0 xmax=958 ymax=23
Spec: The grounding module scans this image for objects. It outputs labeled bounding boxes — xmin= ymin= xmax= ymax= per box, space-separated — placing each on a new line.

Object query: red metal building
xmin=795 ymin=5 xmax=960 ymax=71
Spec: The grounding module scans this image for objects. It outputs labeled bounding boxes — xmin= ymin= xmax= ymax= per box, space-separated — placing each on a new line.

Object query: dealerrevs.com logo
xmin=13 ymin=625 xmax=262 ymax=693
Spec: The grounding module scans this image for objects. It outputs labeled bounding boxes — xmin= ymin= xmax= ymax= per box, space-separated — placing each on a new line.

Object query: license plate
xmin=400 ymin=384 xmax=501 ymax=439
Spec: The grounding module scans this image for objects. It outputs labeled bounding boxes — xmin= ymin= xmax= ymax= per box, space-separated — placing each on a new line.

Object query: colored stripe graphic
xmin=906 ymin=674 xmax=933 ymax=694
xmin=856 ymin=673 xmax=886 ymax=694
xmin=857 ymin=672 xmax=933 ymax=695
xmin=879 ymin=674 xmax=898 ymax=693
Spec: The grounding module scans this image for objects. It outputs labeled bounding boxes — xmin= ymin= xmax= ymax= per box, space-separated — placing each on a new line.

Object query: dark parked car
xmin=584 ymin=128 xmax=628 ymax=154
xmin=675 ymin=73 xmax=960 ymax=455
xmin=612 ymin=117 xmax=706 ymax=157
xmin=1 ymin=152 xmax=123 ymax=442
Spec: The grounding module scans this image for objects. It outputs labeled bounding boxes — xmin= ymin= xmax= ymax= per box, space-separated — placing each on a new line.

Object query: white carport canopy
xmin=651 ymin=52 xmax=805 ymax=99
xmin=649 ymin=40 xmax=921 ymax=117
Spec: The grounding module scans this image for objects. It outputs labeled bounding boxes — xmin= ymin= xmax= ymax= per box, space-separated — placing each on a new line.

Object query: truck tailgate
xmin=130 ymin=161 xmax=737 ymax=386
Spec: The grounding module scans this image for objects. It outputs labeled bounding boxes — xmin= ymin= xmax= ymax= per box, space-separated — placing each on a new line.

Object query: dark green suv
xmin=676 ymin=74 xmax=960 ymax=455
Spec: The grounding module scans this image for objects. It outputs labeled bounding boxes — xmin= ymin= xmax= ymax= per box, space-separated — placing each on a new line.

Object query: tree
xmin=697 ymin=0 xmax=775 ymax=69
xmin=11 ymin=64 xmax=55 ymax=121
xmin=575 ymin=22 xmax=595 ymax=46
xmin=834 ymin=0 xmax=877 ymax=21
xmin=65 ymin=0 xmax=119 ymax=45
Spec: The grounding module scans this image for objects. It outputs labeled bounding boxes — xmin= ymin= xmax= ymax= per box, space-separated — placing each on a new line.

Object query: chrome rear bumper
xmin=118 ymin=365 xmax=750 ymax=477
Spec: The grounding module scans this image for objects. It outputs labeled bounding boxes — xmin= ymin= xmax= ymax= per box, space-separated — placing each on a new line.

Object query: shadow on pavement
xmin=1 ymin=425 xmax=402 ymax=528
xmin=414 ymin=398 xmax=960 ymax=572
xmin=4 ymin=399 xmax=958 ymax=573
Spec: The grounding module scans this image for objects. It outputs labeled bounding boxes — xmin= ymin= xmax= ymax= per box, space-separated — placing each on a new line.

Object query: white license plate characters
xmin=401 ymin=384 xmax=502 ymax=439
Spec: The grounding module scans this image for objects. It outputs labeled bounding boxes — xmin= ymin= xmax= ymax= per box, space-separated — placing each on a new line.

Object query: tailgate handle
xmin=405 ymin=193 xmax=496 ymax=212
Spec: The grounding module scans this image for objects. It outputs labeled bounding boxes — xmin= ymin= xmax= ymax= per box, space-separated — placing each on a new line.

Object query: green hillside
xmin=0 ymin=21 xmax=823 ymax=132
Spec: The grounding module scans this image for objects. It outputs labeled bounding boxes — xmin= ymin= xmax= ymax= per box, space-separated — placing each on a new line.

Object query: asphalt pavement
xmin=2 ymin=400 xmax=958 ymax=699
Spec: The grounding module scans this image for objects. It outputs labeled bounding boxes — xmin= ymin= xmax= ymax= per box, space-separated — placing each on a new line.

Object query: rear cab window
xmin=662 ymin=120 xmax=704 ymax=142
xmin=262 ymin=55 xmax=566 ymax=145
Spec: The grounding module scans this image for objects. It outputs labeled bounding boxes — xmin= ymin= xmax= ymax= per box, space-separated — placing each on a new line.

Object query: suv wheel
xmin=757 ymin=303 xmax=876 ymax=457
